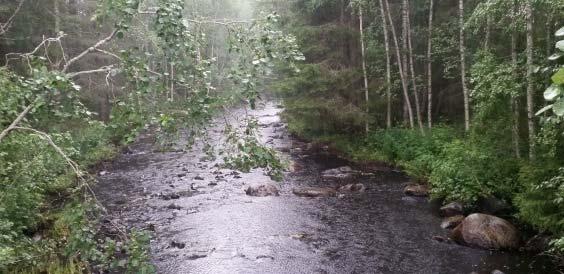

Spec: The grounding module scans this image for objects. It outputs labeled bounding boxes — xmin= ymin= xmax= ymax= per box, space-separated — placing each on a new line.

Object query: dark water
xmin=96 ymin=102 xmax=557 ymax=274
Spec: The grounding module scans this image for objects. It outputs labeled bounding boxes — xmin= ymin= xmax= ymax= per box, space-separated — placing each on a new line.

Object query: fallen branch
xmin=0 ymin=103 xmax=33 ymax=143
xmin=62 ymin=29 xmax=118 ymax=73
xmin=67 ymin=64 xmax=117 ymax=78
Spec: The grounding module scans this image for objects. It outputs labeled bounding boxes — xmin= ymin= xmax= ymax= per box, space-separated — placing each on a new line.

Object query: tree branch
xmin=0 ymin=0 xmax=25 ymax=36
xmin=62 ymin=29 xmax=118 ymax=73
xmin=0 ymin=104 xmax=33 ymax=143
xmin=67 ymin=64 xmax=117 ymax=78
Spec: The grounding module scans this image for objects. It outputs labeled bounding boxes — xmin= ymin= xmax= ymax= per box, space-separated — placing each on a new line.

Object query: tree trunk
xmin=427 ymin=0 xmax=434 ymax=128
xmin=384 ymin=0 xmax=414 ymax=129
xmin=54 ymin=0 xmax=60 ymax=34
xmin=485 ymin=15 xmax=491 ymax=51
xmin=459 ymin=0 xmax=470 ymax=132
xmin=511 ymin=0 xmax=521 ymax=159
xmin=525 ymin=0 xmax=535 ymax=160
xmin=407 ymin=3 xmax=425 ymax=133
xmin=379 ymin=0 xmax=392 ymax=129
xmin=359 ymin=6 xmax=370 ymax=132
xmin=401 ymin=0 xmax=409 ymax=126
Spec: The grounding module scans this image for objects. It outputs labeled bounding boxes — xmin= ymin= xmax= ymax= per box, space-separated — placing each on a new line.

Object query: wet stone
xmin=404 ymin=184 xmax=429 ymax=197
xmin=170 ymin=241 xmax=185 ymax=249
xmin=187 ymin=254 xmax=207 ymax=260
xmin=441 ymin=215 xmax=465 ymax=230
xmin=337 ymin=183 xmax=366 ymax=193
xmin=293 ymin=187 xmax=337 ymax=198
xmin=440 ymin=202 xmax=464 ymax=217
xmin=245 ymin=183 xmax=280 ymax=197
xmin=193 ymin=175 xmax=205 ymax=180
xmin=166 ymin=203 xmax=182 ymax=210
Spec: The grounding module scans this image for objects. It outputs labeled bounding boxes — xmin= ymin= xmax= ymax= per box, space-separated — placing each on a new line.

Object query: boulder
xmin=338 ymin=183 xmax=366 ymax=193
xmin=292 ymin=187 xmax=337 ymax=198
xmin=450 ymin=213 xmax=520 ymax=250
xmin=440 ymin=215 xmax=465 ymax=229
xmin=404 ymin=184 xmax=429 ymax=197
xmin=440 ymin=202 xmax=464 ymax=217
xmin=245 ymin=183 xmax=280 ymax=197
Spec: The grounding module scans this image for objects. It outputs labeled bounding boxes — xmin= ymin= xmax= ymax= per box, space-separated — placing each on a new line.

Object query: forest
xmin=0 ymin=0 xmax=563 ymax=273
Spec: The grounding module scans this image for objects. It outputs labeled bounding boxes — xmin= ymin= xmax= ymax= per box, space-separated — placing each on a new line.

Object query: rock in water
xmin=440 ymin=215 xmax=465 ymax=229
xmin=404 ymin=184 xmax=429 ymax=197
xmin=245 ymin=183 xmax=279 ymax=197
xmin=450 ymin=213 xmax=520 ymax=250
xmin=320 ymin=166 xmax=358 ymax=182
xmin=292 ymin=187 xmax=337 ymax=198
xmin=338 ymin=183 xmax=366 ymax=193
xmin=440 ymin=202 xmax=464 ymax=217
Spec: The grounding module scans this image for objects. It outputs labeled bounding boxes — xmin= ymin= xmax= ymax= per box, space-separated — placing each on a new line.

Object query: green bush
xmin=429 ymin=139 xmax=519 ymax=203
xmin=517 ymin=165 xmax=564 ymax=239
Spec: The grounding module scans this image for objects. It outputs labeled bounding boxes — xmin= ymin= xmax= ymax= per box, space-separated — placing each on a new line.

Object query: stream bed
xmin=96 ymin=102 xmax=555 ymax=274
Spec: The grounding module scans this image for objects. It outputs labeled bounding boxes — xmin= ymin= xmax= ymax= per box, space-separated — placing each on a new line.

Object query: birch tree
xmin=459 ymin=0 xmax=470 ymax=131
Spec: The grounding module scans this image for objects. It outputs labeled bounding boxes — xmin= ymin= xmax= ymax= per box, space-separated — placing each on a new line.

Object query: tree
xmin=384 ymin=0 xmax=414 ymax=129
xmin=511 ymin=0 xmax=521 ymax=158
xmin=459 ymin=0 xmax=470 ymax=132
xmin=378 ymin=0 xmax=392 ymax=129
xmin=426 ymin=0 xmax=434 ymax=128
xmin=525 ymin=0 xmax=536 ymax=160
xmin=359 ymin=4 xmax=369 ymax=132
xmin=406 ymin=2 xmax=424 ymax=133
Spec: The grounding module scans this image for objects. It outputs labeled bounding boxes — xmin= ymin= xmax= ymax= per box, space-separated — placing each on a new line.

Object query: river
xmin=95 ymin=101 xmax=555 ymax=274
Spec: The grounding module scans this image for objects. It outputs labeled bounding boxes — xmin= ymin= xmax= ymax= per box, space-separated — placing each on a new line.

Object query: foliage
xmin=223 ymin=119 xmax=285 ymax=181
xmin=517 ymin=167 xmax=564 ymax=239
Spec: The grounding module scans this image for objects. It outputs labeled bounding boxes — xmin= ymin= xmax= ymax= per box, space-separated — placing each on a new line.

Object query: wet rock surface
xmin=245 ymin=183 xmax=280 ymax=197
xmin=440 ymin=202 xmax=465 ymax=217
xmin=404 ymin=184 xmax=430 ymax=197
xmin=441 ymin=215 xmax=465 ymax=230
xmin=451 ymin=213 xmax=521 ymax=250
xmin=95 ymin=102 xmax=557 ymax=274
xmin=292 ymin=187 xmax=337 ymax=198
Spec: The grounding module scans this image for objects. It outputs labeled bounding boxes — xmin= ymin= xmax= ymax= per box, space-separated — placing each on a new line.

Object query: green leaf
xmin=544 ymin=84 xmax=563 ymax=101
xmin=556 ymin=26 xmax=564 ymax=37
xmin=552 ymin=68 xmax=564 ymax=85
xmin=557 ymin=40 xmax=564 ymax=51
xmin=536 ymin=104 xmax=553 ymax=116
xmin=554 ymin=99 xmax=564 ymax=116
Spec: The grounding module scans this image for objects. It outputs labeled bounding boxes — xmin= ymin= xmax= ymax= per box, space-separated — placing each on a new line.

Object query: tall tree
xmin=401 ymin=0 xmax=409 ymax=124
xmin=525 ymin=0 xmax=535 ymax=160
xmin=511 ymin=0 xmax=521 ymax=158
xmin=359 ymin=5 xmax=369 ymax=132
xmin=384 ymin=0 xmax=414 ymax=128
xmin=378 ymin=0 xmax=392 ymax=129
xmin=459 ymin=0 xmax=470 ymax=131
xmin=406 ymin=3 xmax=424 ymax=133
xmin=426 ymin=0 xmax=434 ymax=128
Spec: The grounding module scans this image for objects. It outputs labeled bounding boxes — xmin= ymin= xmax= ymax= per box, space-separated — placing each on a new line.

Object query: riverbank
xmin=280 ymin=108 xmax=564 ymax=268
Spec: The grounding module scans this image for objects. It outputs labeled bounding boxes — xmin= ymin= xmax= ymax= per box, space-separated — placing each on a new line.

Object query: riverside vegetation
xmin=271 ymin=0 xmax=564 ymax=265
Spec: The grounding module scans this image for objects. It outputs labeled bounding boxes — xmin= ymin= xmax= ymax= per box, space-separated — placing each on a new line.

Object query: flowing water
xmin=96 ymin=102 xmax=556 ymax=274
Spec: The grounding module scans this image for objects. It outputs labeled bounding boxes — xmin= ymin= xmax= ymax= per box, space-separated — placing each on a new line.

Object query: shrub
xmin=430 ymin=139 xmax=519 ymax=203
xmin=517 ymin=166 xmax=564 ymax=242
